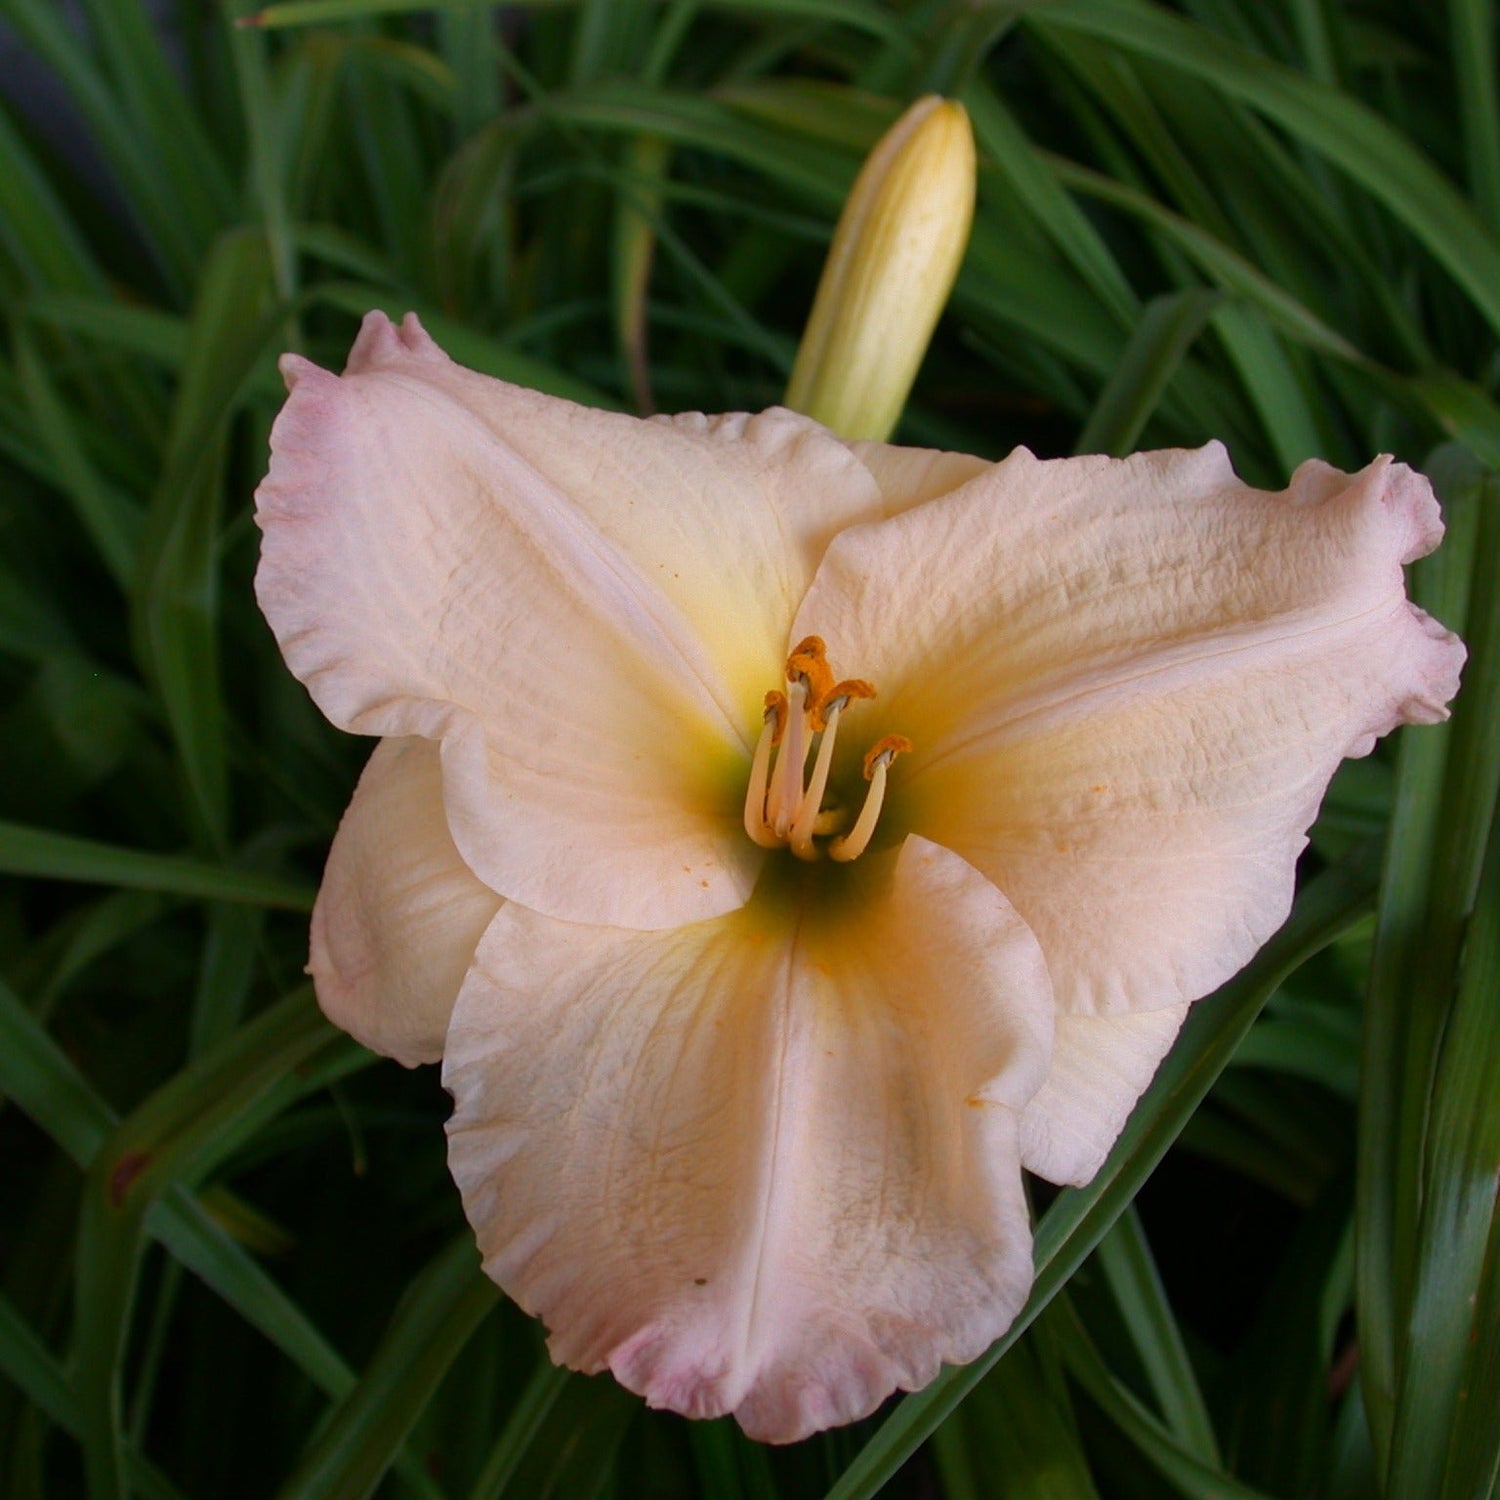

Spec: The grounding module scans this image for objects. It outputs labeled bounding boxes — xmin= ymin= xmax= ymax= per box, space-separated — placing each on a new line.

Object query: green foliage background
xmin=1 ymin=1 xmax=1497 ymax=1496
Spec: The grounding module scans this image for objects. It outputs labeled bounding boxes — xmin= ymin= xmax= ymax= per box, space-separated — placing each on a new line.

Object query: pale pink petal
xmin=1020 ymin=1006 xmax=1189 ymax=1186
xmin=255 ymin=313 xmax=886 ymax=931
xmin=794 ymin=445 xmax=1464 ymax=1018
xmin=443 ymin=836 xmax=1052 ymax=1442
xmin=310 ymin=737 xmax=500 ymax=1066
xmin=845 ymin=437 xmax=989 ymax=513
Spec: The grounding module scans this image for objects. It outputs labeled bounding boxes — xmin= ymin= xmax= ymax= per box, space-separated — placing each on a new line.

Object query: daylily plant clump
xmin=254 ymin=310 xmax=1462 ymax=1442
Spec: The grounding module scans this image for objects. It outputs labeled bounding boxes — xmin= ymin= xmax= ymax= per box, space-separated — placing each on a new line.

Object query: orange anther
xmin=862 ymin=735 xmax=912 ymax=780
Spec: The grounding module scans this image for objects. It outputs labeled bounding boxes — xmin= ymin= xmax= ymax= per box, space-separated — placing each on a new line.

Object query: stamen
xmin=768 ymin=679 xmax=809 ymax=838
xmin=742 ymin=698 xmax=784 ymax=848
xmin=811 ymin=677 xmax=874 ymax=732
xmin=763 ymin=690 xmax=788 ymax=745
xmin=829 ymin=736 xmax=912 ymax=863
xmin=786 ymin=636 xmax=835 ymax=711
xmin=789 ymin=697 xmax=849 ymax=860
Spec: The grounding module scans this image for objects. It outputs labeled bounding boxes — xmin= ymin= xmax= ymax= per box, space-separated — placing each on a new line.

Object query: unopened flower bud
xmin=785 ymin=95 xmax=976 ymax=443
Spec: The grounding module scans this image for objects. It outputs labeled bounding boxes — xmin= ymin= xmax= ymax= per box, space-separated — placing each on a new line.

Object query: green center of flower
xmin=742 ymin=636 xmax=910 ymax=862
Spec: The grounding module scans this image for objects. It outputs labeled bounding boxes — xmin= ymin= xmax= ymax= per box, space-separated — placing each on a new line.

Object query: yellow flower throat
xmin=742 ymin=636 xmax=910 ymax=862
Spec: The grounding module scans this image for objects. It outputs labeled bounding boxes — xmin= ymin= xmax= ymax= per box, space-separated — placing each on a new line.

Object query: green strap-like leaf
xmin=0 ymin=821 xmax=314 ymax=909
xmin=1029 ymin=0 xmax=1500 ymax=341
xmin=274 ymin=1236 xmax=502 ymax=1500
xmin=1074 ymin=287 xmax=1223 ymax=457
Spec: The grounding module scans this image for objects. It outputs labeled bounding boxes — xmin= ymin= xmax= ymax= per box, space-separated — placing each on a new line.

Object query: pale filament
xmin=768 ymin=679 xmax=809 ymax=838
xmin=742 ymin=707 xmax=782 ymax=849
xmin=789 ymin=697 xmax=847 ymax=861
xmin=830 ymin=738 xmax=911 ymax=863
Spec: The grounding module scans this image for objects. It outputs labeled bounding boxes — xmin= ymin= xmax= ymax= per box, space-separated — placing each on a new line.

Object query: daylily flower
xmin=254 ymin=310 xmax=1463 ymax=1442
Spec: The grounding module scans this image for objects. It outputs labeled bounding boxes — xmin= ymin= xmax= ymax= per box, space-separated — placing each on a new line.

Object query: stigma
xmin=742 ymin=637 xmax=909 ymax=862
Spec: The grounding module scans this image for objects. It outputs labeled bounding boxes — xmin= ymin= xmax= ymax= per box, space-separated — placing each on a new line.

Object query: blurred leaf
xmin=132 ymin=229 xmax=282 ymax=848
xmin=1411 ymin=372 xmax=1500 ymax=471
xmin=1451 ymin=0 xmax=1500 ymax=230
xmin=962 ymin=84 xmax=1139 ymax=328
xmin=0 ymin=821 xmax=314 ymax=909
xmin=0 ymin=0 xmax=215 ymax=290
xmin=466 ymin=1360 xmax=571 ymax=1500
xmin=931 ymin=1333 xmax=1099 ymax=1500
xmin=1387 ymin=486 xmax=1500 ymax=1497
xmin=1357 ymin=464 xmax=1495 ymax=1477
xmin=247 ymin=0 xmax=909 ymax=38
xmin=1222 ymin=1170 xmax=1354 ymax=1495
xmin=275 ymin=1235 xmax=500 ymax=1500
xmin=12 ymin=329 xmax=141 ymax=588
xmin=0 ymin=1295 xmax=187 ymax=1500
xmin=1074 ymin=287 xmax=1223 ymax=456
xmin=1032 ymin=0 xmax=1500 ymax=340
xmin=0 ymin=979 xmax=380 ymax=1426
xmin=1053 ymin=1297 xmax=1276 ymax=1500
xmin=73 ymin=989 xmax=341 ymax=1497
xmin=683 ymin=1416 xmax=780 ymax=1500
xmin=1093 ymin=1207 xmax=1219 ymax=1464
xmin=0 ymin=105 xmax=105 ymax=294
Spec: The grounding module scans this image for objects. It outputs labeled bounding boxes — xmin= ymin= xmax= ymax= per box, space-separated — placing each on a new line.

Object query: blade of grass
xmin=683 ymin=1418 xmax=780 ymax=1500
xmin=931 ymin=1331 xmax=1101 ymax=1500
xmin=73 ymin=989 xmax=342 ymax=1499
xmin=1029 ymin=0 xmax=1500 ymax=341
xmin=0 ymin=1294 xmax=75 ymax=1435
xmin=22 ymin=295 xmax=190 ymax=369
xmin=0 ymin=105 xmax=105 ymax=294
xmin=1410 ymin=373 xmax=1500 ymax=472
xmin=1388 ymin=486 xmax=1500 ymax=1496
xmin=77 ymin=0 xmax=236 ymax=238
xmin=188 ymin=905 xmax=264 ymax=1058
xmin=132 ymin=228 xmax=280 ymax=849
xmin=0 ymin=1295 xmax=186 ymax=1500
xmin=546 ymin=82 xmax=851 ymax=205
xmin=465 ymin=1360 xmax=571 ymax=1500
xmin=489 ymin=1367 xmax=639 ymax=1500
xmin=1093 ymin=1207 xmax=1220 ymax=1465
xmin=1209 ymin=303 xmax=1326 ymax=476
xmin=274 ymin=1236 xmax=501 ymax=1500
xmin=1221 ymin=1168 xmax=1354 ymax=1494
xmin=244 ymin=0 xmax=908 ymax=42
xmin=0 ymin=977 xmax=114 ymax=1166
xmin=612 ymin=132 xmax=671 ymax=414
xmin=1052 ymin=1297 xmax=1277 ymax=1500
xmin=1044 ymin=154 xmax=1368 ymax=366
xmin=0 ymin=821 xmax=313 ymax=909
xmin=963 ymin=83 xmax=1138 ymax=328
xmin=1356 ymin=460 xmax=1490 ymax=1474
xmin=0 ymin=0 xmax=204 ymax=291
xmin=0 ymin=979 xmax=396 ymax=1429
xmin=1073 ymin=287 xmax=1223 ymax=456
xmin=230 ymin=12 xmax=301 ymax=304
xmin=12 ymin=328 xmax=141 ymax=589
xmin=1451 ymin=0 xmax=1500 ymax=231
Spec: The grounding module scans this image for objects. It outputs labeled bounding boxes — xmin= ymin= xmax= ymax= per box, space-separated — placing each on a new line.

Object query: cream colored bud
xmin=784 ymin=96 xmax=976 ymax=443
